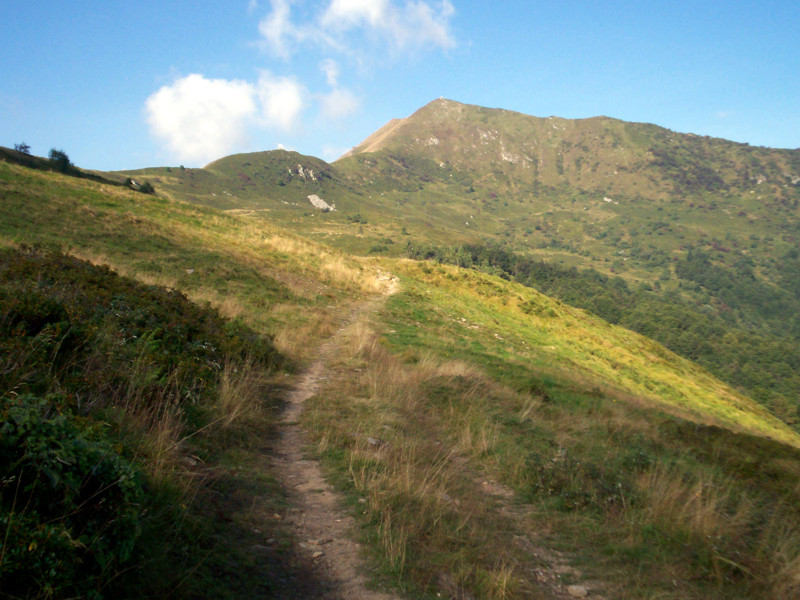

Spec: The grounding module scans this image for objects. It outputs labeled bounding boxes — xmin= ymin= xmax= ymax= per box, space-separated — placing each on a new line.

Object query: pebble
xmin=567 ymin=584 xmax=588 ymax=597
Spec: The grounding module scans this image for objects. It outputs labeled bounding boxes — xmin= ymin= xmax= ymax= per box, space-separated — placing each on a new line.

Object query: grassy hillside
xmin=406 ymin=241 xmax=800 ymax=425
xmin=305 ymin=262 xmax=800 ymax=600
xmin=108 ymin=99 xmax=800 ymax=425
xmin=336 ymin=99 xmax=800 ymax=291
xmin=346 ymin=98 xmax=800 ymax=197
xmin=0 ymin=159 xmax=388 ymax=346
xmin=115 ymin=150 xmax=343 ymax=211
xmin=304 ymin=261 xmax=800 ymax=599
xmin=0 ymin=159 xmax=390 ymax=598
xmin=4 ymin=144 xmax=800 ymax=598
xmin=0 ymin=247 xmax=284 ymax=598
xmin=333 ymin=99 xmax=800 ymax=423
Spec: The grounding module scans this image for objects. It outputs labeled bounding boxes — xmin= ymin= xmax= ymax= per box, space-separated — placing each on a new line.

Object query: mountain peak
xmin=342 ymin=98 xmax=476 ymax=158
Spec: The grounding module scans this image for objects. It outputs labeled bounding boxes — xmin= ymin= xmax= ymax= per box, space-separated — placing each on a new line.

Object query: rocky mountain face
xmin=341 ymin=97 xmax=800 ymax=202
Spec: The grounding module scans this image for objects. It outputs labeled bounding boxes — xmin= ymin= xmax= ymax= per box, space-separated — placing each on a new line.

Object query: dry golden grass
xmin=476 ymin=562 xmax=519 ymax=600
xmin=637 ymin=463 xmax=800 ymax=597
xmin=271 ymin=310 xmax=338 ymax=361
xmin=216 ymin=359 xmax=265 ymax=428
xmin=765 ymin=521 xmax=800 ymax=600
xmin=638 ymin=465 xmax=751 ymax=544
xmin=303 ymin=322 xmax=538 ymax=599
xmin=306 ymin=303 xmax=800 ymax=598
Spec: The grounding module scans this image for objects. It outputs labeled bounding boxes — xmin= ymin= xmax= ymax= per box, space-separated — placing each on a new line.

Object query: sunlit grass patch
xmin=314 ymin=258 xmax=800 ymax=598
xmin=303 ymin=322 xmax=541 ymax=598
xmin=386 ymin=259 xmax=800 ymax=448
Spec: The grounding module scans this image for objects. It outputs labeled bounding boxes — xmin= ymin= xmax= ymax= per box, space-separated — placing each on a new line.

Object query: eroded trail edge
xmin=271 ymin=278 xmax=401 ymax=600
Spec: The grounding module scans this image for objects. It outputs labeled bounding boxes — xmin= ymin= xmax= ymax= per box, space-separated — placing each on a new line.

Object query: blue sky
xmin=2 ymin=1 xmax=798 ymax=170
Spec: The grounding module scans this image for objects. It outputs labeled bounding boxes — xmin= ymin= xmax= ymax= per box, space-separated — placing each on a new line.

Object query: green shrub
xmin=0 ymin=247 xmax=285 ymax=596
xmin=0 ymin=394 xmax=144 ymax=599
xmin=48 ymin=149 xmax=73 ymax=174
xmin=138 ymin=181 xmax=155 ymax=195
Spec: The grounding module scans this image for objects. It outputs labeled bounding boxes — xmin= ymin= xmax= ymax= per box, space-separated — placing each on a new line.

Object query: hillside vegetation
xmin=0 ymin=159 xmax=389 ymax=598
xmin=305 ymin=260 xmax=800 ymax=598
xmin=114 ymin=99 xmax=800 ymax=424
xmin=0 ymin=247 xmax=283 ymax=598
xmin=406 ymin=241 xmax=800 ymax=425
xmin=3 ymin=95 xmax=800 ymax=599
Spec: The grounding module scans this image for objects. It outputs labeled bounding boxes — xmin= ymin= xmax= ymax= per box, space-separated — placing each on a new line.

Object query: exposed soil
xmin=201 ymin=273 xmax=605 ymax=599
xmin=270 ymin=281 xmax=401 ymax=600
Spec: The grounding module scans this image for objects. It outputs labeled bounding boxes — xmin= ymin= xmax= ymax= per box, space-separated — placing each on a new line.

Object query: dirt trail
xmin=269 ymin=275 xmax=604 ymax=599
xmin=271 ymin=279 xmax=401 ymax=600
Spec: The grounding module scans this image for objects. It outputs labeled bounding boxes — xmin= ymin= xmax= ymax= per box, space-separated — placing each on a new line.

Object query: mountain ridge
xmin=340 ymin=97 xmax=800 ymax=198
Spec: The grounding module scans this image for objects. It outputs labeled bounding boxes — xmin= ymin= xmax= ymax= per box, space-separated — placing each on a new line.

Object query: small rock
xmin=179 ymin=455 xmax=200 ymax=467
xmin=567 ymin=585 xmax=588 ymax=597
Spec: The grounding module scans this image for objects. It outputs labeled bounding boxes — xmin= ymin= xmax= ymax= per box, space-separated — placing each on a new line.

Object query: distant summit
xmin=341 ymin=97 xmax=800 ymax=200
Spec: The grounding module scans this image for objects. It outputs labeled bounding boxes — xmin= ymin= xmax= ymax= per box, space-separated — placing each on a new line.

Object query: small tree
xmin=14 ymin=142 xmax=31 ymax=155
xmin=48 ymin=148 xmax=73 ymax=173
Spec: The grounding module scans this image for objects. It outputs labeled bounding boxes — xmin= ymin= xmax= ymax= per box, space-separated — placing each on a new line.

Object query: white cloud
xmin=258 ymin=0 xmax=456 ymax=58
xmin=320 ymin=0 xmax=455 ymax=51
xmin=255 ymin=71 xmax=306 ymax=131
xmin=318 ymin=59 xmax=360 ymax=123
xmin=322 ymin=0 xmax=389 ymax=28
xmin=319 ymin=87 xmax=360 ymax=121
xmin=145 ymin=72 xmax=307 ymax=163
xmin=258 ymin=0 xmax=300 ymax=58
xmin=145 ymin=74 xmax=257 ymax=164
xmin=395 ymin=0 xmax=455 ymax=49
xmin=320 ymin=58 xmax=340 ymax=86
xmin=146 ymin=1 xmax=456 ymax=163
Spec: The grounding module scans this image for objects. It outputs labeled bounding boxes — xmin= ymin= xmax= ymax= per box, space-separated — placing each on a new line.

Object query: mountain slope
xmin=8 ymin=158 xmax=790 ymax=442
xmin=337 ymin=98 xmax=800 ymax=279
xmin=109 ymin=99 xmax=800 ymax=424
xmin=333 ymin=98 xmax=800 ymax=421
xmin=116 ymin=149 xmax=349 ymax=212
xmin=344 ymin=97 xmax=800 ymax=198
xmin=4 ymin=158 xmax=800 ymax=597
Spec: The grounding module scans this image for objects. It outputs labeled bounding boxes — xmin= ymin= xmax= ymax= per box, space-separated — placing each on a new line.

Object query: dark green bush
xmin=0 ymin=247 xmax=286 ymax=597
xmin=0 ymin=247 xmax=284 ymax=412
xmin=0 ymin=394 xmax=144 ymax=599
xmin=48 ymin=149 xmax=73 ymax=174
xmin=138 ymin=181 xmax=155 ymax=195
